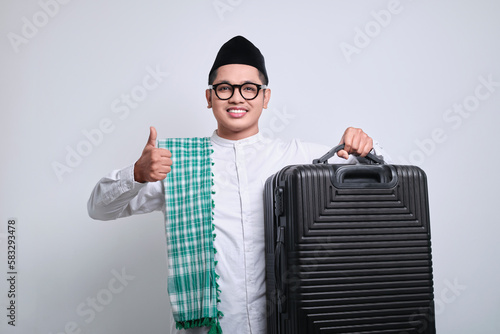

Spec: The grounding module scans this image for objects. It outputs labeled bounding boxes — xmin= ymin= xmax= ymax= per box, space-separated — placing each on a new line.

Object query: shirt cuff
xmin=118 ymin=164 xmax=147 ymax=193
xmin=372 ymin=141 xmax=393 ymax=164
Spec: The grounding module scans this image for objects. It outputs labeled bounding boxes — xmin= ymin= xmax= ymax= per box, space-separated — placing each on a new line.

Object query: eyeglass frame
xmin=208 ymin=82 xmax=268 ymax=101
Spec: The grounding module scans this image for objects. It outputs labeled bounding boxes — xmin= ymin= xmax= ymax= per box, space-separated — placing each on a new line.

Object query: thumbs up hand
xmin=134 ymin=127 xmax=172 ymax=183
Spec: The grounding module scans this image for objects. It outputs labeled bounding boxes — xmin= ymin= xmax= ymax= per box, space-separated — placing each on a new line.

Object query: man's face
xmin=206 ymin=64 xmax=271 ymax=140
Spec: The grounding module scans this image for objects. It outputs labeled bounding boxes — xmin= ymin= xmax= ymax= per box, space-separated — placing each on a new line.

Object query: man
xmin=88 ymin=36 xmax=382 ymax=334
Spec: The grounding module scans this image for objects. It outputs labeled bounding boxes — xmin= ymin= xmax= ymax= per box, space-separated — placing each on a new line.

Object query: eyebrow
xmin=213 ymin=80 xmax=262 ymax=85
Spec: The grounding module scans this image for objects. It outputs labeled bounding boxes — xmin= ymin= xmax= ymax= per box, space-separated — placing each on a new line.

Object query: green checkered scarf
xmin=158 ymin=137 xmax=223 ymax=333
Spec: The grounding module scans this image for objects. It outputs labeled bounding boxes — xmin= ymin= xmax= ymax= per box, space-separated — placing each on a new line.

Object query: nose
xmin=228 ymin=87 xmax=245 ymax=103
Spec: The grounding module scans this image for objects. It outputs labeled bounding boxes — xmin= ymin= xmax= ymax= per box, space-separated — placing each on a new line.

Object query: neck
xmin=216 ymin=128 xmax=259 ymax=141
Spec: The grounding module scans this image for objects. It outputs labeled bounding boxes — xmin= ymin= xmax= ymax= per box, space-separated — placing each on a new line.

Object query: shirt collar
xmin=210 ymin=130 xmax=263 ymax=147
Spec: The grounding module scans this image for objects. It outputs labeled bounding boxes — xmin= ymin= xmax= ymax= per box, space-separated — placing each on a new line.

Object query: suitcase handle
xmin=332 ymin=164 xmax=397 ymax=188
xmin=313 ymin=144 xmax=385 ymax=165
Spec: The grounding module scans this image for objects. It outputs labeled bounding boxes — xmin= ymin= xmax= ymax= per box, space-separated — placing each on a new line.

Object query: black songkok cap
xmin=209 ymin=36 xmax=268 ymax=85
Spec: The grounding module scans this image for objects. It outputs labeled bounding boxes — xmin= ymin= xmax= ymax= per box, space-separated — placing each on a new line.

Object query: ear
xmin=205 ymin=89 xmax=212 ymax=108
xmin=263 ymin=88 xmax=271 ymax=109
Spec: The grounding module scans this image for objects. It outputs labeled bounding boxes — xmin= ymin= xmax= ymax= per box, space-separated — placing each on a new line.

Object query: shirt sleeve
xmin=87 ymin=164 xmax=165 ymax=221
xmin=371 ymin=141 xmax=393 ymax=164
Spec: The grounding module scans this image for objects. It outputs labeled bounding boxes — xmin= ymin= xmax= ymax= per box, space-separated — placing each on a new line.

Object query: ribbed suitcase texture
xmin=265 ymin=162 xmax=435 ymax=334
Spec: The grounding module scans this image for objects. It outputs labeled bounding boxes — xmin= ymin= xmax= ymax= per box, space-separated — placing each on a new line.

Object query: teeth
xmin=228 ymin=109 xmax=246 ymax=114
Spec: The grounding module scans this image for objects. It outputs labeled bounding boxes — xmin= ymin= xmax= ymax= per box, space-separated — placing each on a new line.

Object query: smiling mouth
xmin=227 ymin=108 xmax=247 ymax=118
xmin=227 ymin=108 xmax=247 ymax=114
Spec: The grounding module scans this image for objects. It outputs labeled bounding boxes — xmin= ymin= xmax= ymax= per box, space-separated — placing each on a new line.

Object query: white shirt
xmin=87 ymin=131 xmax=383 ymax=334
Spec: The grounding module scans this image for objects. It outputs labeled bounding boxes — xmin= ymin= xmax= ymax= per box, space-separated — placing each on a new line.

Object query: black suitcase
xmin=265 ymin=145 xmax=435 ymax=334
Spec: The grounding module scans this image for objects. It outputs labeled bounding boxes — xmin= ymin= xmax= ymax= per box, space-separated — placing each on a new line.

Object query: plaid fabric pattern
xmin=158 ymin=137 xmax=222 ymax=333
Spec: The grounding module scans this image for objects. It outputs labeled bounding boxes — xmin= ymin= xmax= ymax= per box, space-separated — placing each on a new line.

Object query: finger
xmin=338 ymin=133 xmax=345 ymax=145
xmin=156 ymin=167 xmax=171 ymax=180
xmin=159 ymin=158 xmax=173 ymax=167
xmin=359 ymin=138 xmax=374 ymax=157
xmin=337 ymin=149 xmax=349 ymax=160
xmin=146 ymin=126 xmax=157 ymax=148
xmin=341 ymin=128 xmax=355 ymax=153
xmin=158 ymin=148 xmax=172 ymax=158
xmin=350 ymin=133 xmax=362 ymax=154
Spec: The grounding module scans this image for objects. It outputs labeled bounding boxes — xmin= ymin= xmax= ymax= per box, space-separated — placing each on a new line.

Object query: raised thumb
xmin=146 ymin=126 xmax=157 ymax=147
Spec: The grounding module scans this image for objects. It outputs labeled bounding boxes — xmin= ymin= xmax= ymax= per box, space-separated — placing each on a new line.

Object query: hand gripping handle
xmin=313 ymin=144 xmax=385 ymax=165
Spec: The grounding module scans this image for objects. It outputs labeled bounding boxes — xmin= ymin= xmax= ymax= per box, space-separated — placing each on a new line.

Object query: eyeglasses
xmin=209 ymin=82 xmax=267 ymax=100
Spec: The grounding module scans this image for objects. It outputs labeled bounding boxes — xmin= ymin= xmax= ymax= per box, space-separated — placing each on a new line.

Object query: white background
xmin=1 ymin=0 xmax=499 ymax=333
